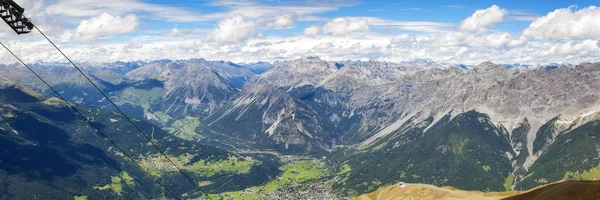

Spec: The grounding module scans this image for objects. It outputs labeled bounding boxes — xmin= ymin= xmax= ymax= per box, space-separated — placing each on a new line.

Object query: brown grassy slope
xmin=503 ymin=181 xmax=600 ymax=200
xmin=354 ymin=183 xmax=518 ymax=200
xmin=355 ymin=181 xmax=600 ymax=200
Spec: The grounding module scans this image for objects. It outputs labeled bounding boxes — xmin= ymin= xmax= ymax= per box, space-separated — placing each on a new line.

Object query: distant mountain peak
xmin=474 ymin=61 xmax=503 ymax=72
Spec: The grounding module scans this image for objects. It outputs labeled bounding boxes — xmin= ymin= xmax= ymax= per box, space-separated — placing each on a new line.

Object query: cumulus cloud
xmin=1 ymin=33 xmax=598 ymax=66
xmin=72 ymin=13 xmax=138 ymax=41
xmin=323 ymin=17 xmax=370 ymax=36
xmin=390 ymin=34 xmax=417 ymax=48
xmin=304 ymin=25 xmax=321 ymax=37
xmin=205 ymin=16 xmax=257 ymax=43
xmin=391 ymin=34 xmax=416 ymax=44
xmin=482 ymin=33 xmax=528 ymax=48
xmin=207 ymin=0 xmax=351 ymax=21
xmin=459 ymin=5 xmax=507 ymax=33
xmin=523 ymin=6 xmax=600 ymax=40
xmin=455 ymin=46 xmax=469 ymax=56
xmin=320 ymin=17 xmax=452 ymax=34
xmin=1 ymin=1 xmax=598 ymax=66
xmin=421 ymin=32 xmax=527 ymax=49
xmin=312 ymin=42 xmax=334 ymax=50
xmin=547 ymin=39 xmax=600 ymax=55
xmin=45 ymin=0 xmax=204 ymax=22
xmin=164 ymin=28 xmax=182 ymax=37
xmin=365 ymin=18 xmax=453 ymax=32
xmin=267 ymin=15 xmax=297 ymax=29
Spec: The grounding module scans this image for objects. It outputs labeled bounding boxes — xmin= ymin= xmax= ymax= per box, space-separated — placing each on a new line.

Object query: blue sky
xmin=134 ymin=0 xmax=596 ymax=34
xmin=0 ymin=0 xmax=599 ymax=65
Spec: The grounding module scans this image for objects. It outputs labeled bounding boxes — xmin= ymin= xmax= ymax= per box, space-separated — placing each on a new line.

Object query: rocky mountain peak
xmin=255 ymin=58 xmax=340 ymax=89
xmin=206 ymin=82 xmax=334 ymax=154
xmin=474 ymin=61 xmax=503 ymax=73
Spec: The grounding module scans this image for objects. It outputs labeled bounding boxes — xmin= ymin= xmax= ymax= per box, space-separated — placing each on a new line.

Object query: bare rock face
xmin=124 ymin=59 xmax=256 ymax=119
xmin=159 ymin=62 xmax=237 ymax=118
xmin=337 ymin=62 xmax=600 ymax=185
xmin=204 ymin=84 xmax=334 ymax=154
xmin=355 ymin=63 xmax=600 ymax=148
xmin=247 ymin=58 xmax=600 ymax=177
xmin=254 ymin=57 xmax=340 ymax=89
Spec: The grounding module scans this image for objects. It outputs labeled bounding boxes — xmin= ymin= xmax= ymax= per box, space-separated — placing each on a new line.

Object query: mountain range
xmin=1 ymin=57 xmax=600 ymax=198
xmin=0 ymin=81 xmax=278 ymax=199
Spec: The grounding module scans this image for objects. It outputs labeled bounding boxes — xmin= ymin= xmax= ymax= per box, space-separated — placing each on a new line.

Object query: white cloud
xmin=205 ymin=16 xmax=257 ymax=43
xmin=523 ymin=6 xmax=600 ymax=40
xmin=390 ymin=34 xmax=417 ymax=47
xmin=28 ymin=0 xmax=353 ymax=27
xmin=304 ymin=25 xmax=321 ymax=37
xmin=204 ymin=0 xmax=351 ymax=22
xmin=0 ymin=22 xmax=16 ymax=38
xmin=268 ymin=15 xmax=297 ymax=29
xmin=547 ymin=39 xmax=600 ymax=55
xmin=356 ymin=17 xmax=453 ymax=33
xmin=391 ymin=34 xmax=416 ymax=43
xmin=455 ymin=47 xmax=469 ymax=56
xmin=12 ymin=0 xmax=46 ymax=16
xmin=44 ymin=0 xmax=204 ymax=22
xmin=323 ymin=17 xmax=370 ymax=36
xmin=313 ymin=42 xmax=334 ymax=50
xmin=424 ymin=32 xmax=527 ymax=49
xmin=459 ymin=5 xmax=507 ymax=33
xmin=508 ymin=16 xmax=540 ymax=21
xmin=506 ymin=10 xmax=540 ymax=22
xmin=164 ymin=28 xmax=182 ymax=37
xmin=72 ymin=13 xmax=138 ymax=41
xmin=482 ymin=33 xmax=528 ymax=48
xmin=1 ymin=0 xmax=598 ymax=66
xmin=1 ymin=32 xmax=598 ymax=66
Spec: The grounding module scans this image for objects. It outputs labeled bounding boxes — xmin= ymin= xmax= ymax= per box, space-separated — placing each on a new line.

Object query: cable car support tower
xmin=0 ymin=0 xmax=33 ymax=34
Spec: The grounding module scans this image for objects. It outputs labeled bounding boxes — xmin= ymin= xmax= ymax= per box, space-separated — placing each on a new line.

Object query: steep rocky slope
xmin=346 ymin=63 xmax=600 ymax=180
xmin=123 ymin=59 xmax=256 ymax=119
xmin=243 ymin=58 xmax=600 ymax=193
xmin=205 ymin=84 xmax=335 ymax=154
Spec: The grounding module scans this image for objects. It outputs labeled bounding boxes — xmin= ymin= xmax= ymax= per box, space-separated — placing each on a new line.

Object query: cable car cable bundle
xmin=0 ymin=1 xmax=213 ymax=199
xmin=0 ymin=41 xmax=182 ymax=200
